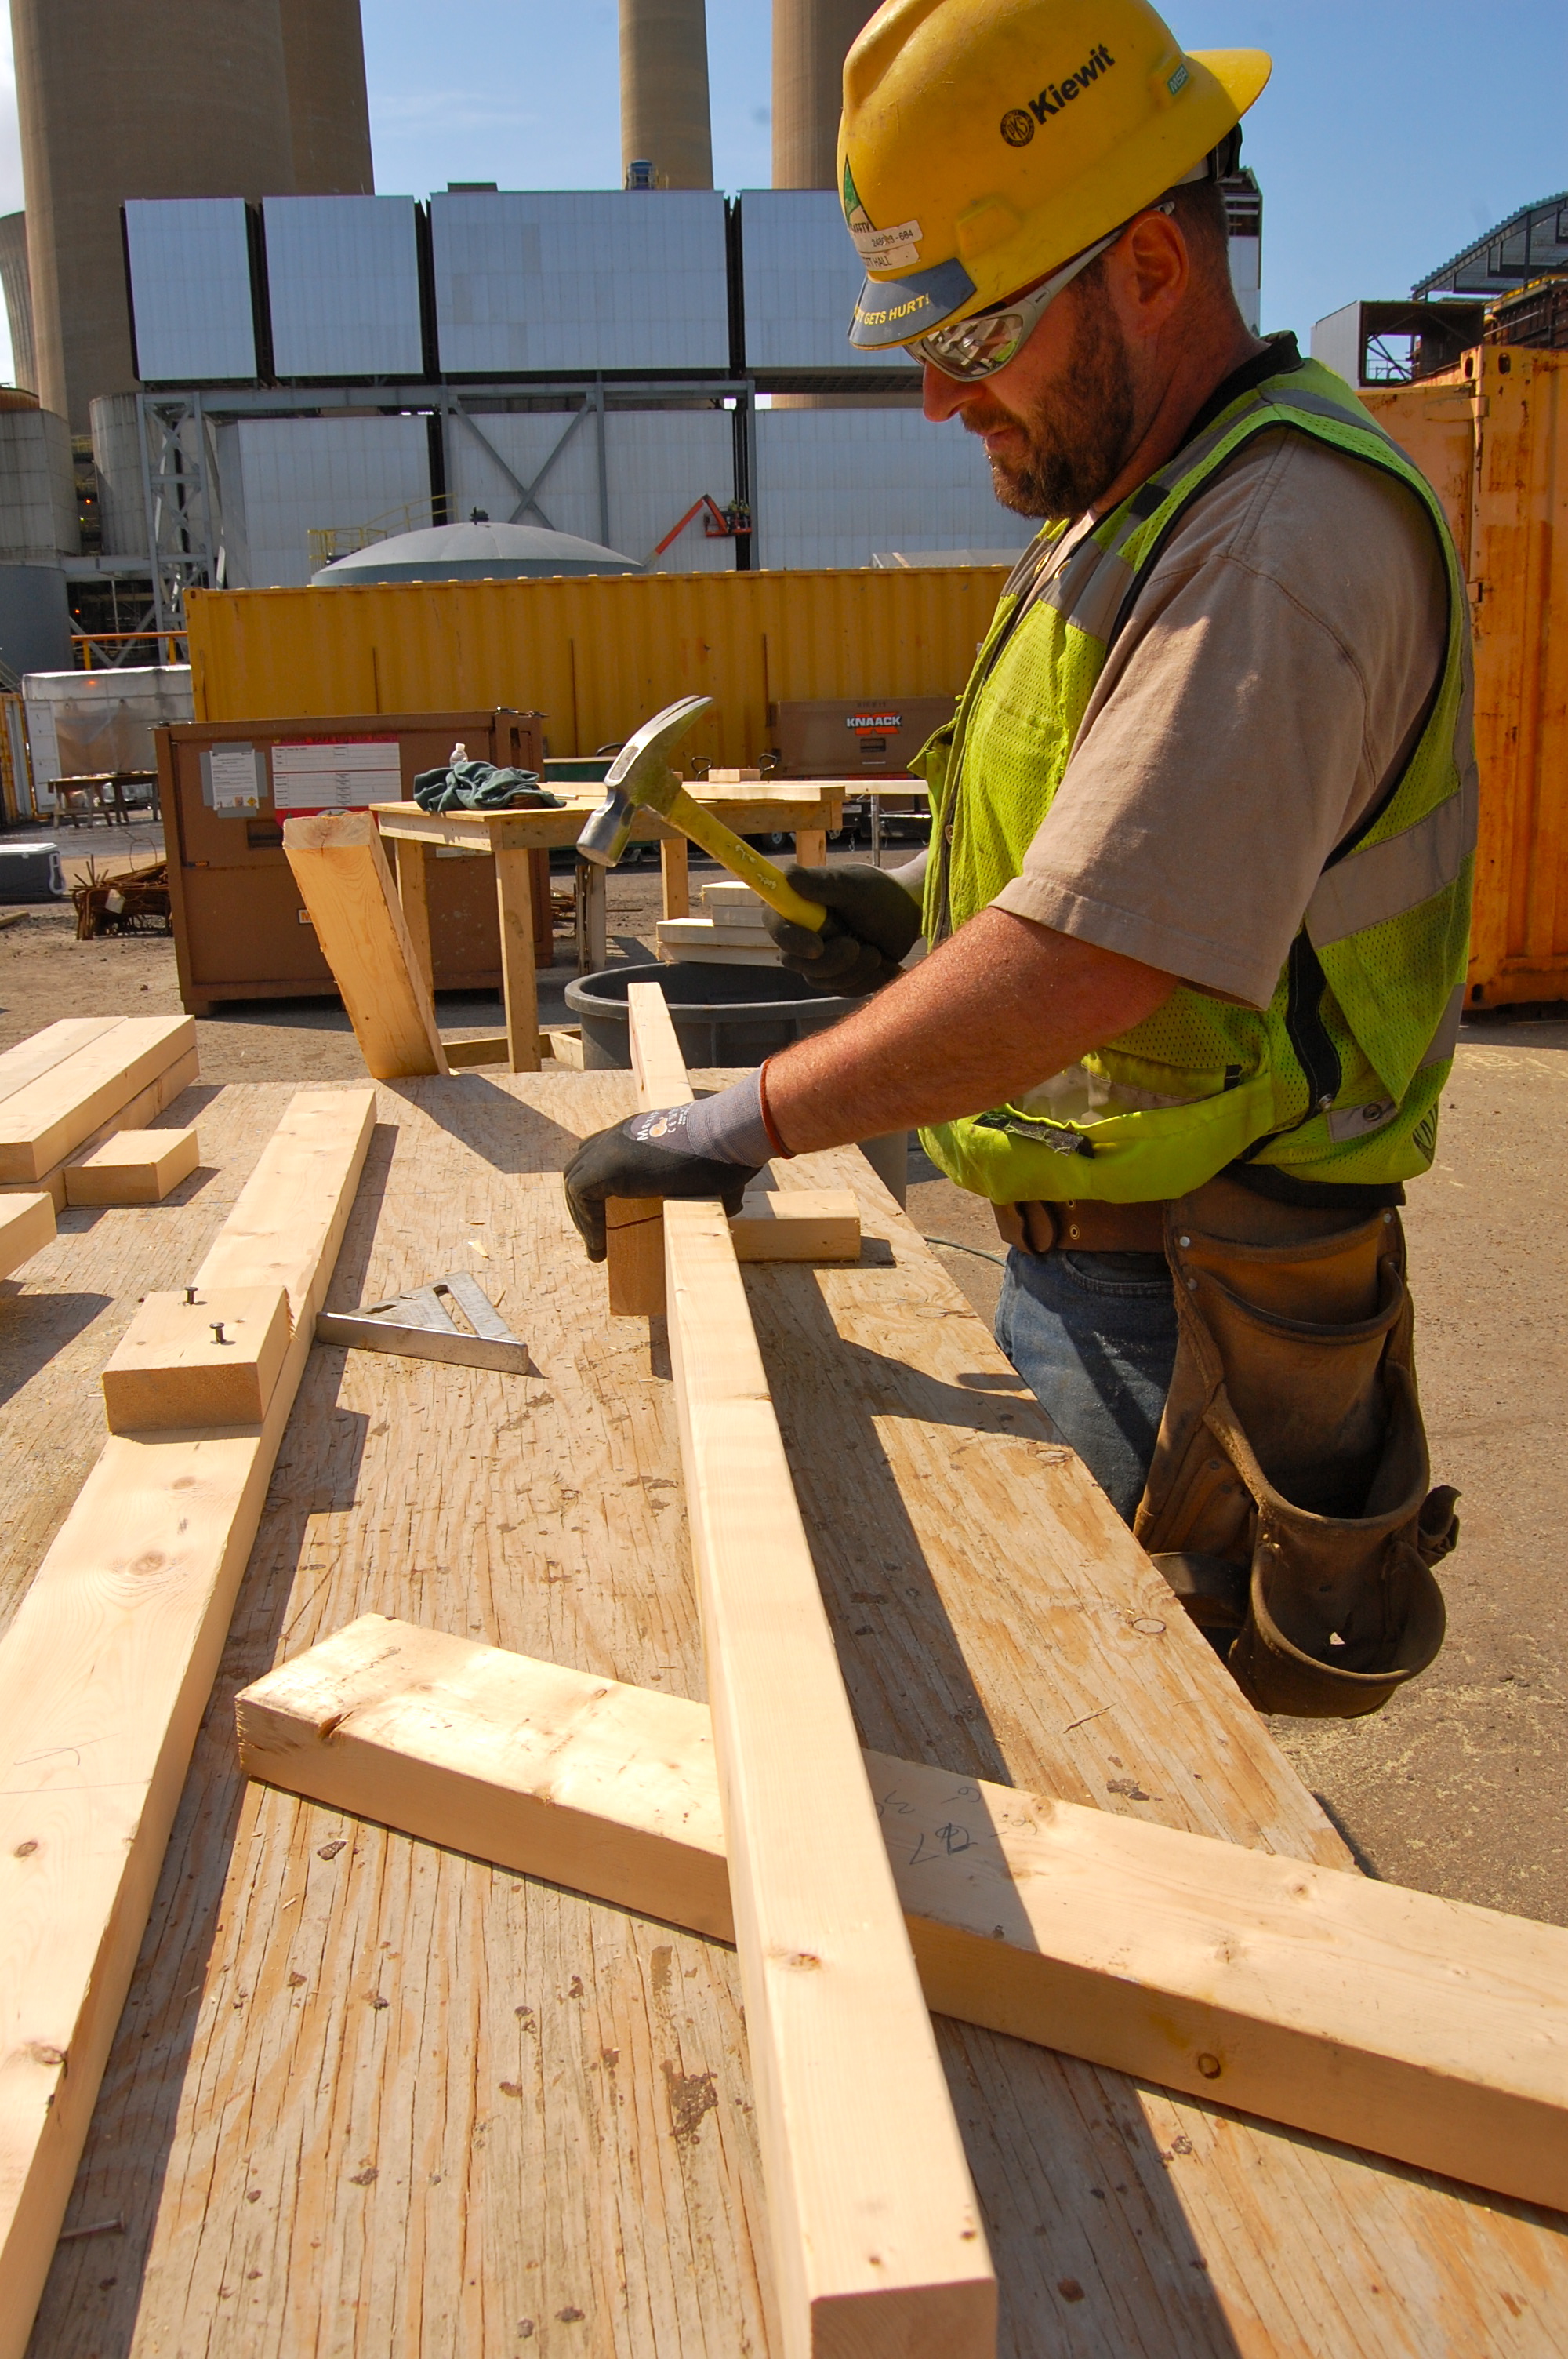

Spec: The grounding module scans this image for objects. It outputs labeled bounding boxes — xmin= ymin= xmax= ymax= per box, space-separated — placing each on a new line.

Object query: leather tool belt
xmin=993 ymin=1197 xmax=1168 ymax=1256
xmin=996 ymin=1177 xmax=1457 ymax=1719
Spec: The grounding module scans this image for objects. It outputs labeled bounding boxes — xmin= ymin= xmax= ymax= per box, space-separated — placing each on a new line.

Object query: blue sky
xmin=0 ymin=3 xmax=1563 ymax=380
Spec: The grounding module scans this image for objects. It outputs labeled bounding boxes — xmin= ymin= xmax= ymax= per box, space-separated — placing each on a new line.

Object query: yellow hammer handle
xmin=665 ymin=785 xmax=828 ymax=932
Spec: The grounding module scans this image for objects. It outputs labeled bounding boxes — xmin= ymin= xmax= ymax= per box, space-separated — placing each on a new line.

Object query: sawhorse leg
xmin=495 ymin=845 xmax=541 ymax=1072
xmin=660 ymin=834 xmax=690 ymax=919
xmin=395 ymin=835 xmax=436 ymax=996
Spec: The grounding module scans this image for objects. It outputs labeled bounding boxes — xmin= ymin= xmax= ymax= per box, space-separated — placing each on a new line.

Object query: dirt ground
xmin=3 ymin=865 xmax=1563 ymax=1928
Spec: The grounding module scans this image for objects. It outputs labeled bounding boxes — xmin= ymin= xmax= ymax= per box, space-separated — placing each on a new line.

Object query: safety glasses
xmin=913 ymin=202 xmax=1172 ymax=382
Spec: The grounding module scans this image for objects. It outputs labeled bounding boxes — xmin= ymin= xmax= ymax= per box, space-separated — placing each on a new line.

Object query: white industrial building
xmin=86 ymin=181 xmax=1260 ymax=611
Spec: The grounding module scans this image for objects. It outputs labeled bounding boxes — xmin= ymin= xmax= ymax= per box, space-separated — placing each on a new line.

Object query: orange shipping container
xmin=1363 ymin=345 xmax=1568 ymax=1009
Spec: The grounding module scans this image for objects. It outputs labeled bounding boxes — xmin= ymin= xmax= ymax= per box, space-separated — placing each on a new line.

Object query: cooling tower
xmin=280 ymin=0 xmax=375 ymax=196
xmin=13 ymin=0 xmax=374 ymax=432
xmin=619 ymin=0 xmax=714 ymax=191
xmin=772 ymin=0 xmax=880 ymax=189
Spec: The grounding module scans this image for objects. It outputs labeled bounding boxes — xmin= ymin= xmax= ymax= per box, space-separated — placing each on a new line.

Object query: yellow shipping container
xmin=1363 ymin=345 xmax=1568 ymax=1009
xmin=189 ymin=353 xmax=1568 ymax=1010
xmin=184 ymin=565 xmax=1010 ymax=776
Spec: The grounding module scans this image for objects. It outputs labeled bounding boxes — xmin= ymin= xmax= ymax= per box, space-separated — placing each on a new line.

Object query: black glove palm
xmin=762 ymin=862 xmax=921 ymax=996
xmin=564 ymin=1113 xmax=761 ymax=1261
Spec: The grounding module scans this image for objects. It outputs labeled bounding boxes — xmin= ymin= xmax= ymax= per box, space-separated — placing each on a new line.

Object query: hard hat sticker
xmin=1000 ymin=43 xmax=1116 ymax=144
xmin=849 ymin=216 xmax=924 ymax=269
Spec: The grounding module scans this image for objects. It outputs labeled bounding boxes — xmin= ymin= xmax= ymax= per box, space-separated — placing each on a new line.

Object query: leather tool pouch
xmin=1134 ymin=1189 xmax=1457 ymax=1718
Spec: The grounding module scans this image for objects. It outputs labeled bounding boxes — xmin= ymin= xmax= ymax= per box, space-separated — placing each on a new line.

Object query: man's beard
xmin=968 ymin=290 xmax=1136 ymax=522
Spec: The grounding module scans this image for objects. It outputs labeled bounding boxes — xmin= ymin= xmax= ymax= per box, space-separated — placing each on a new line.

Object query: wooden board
xmin=9 ymin=1071 xmax=1568 ymax=2359
xmin=64 ymin=1125 xmax=200 ymax=1207
xmin=100 ymin=1284 xmax=291 ymax=1433
xmin=662 ymin=1194 xmax=996 ymax=2354
xmin=604 ymin=980 xmax=697 ymax=1318
xmin=282 ymin=812 xmax=450 ymax=1080
xmin=0 ymin=1017 xmax=195 ymax=1183
xmin=0 ymin=1087 xmax=375 ymax=2359
xmin=5 ymin=1046 xmax=202 ymax=1212
xmin=0 ymin=1194 xmax=53 ymax=1281
xmin=237 ymin=1613 xmax=1568 ymax=2212
xmin=730 ymin=1190 xmax=860 ymax=1263
xmin=0 ymin=1021 xmax=123 ymax=1109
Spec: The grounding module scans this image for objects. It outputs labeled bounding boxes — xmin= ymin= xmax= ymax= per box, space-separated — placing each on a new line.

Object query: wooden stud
xmin=793 ymin=828 xmax=827 ymax=868
xmin=662 ymin=1197 xmax=996 ymax=2357
xmin=237 ymin=1615 xmax=1568 ymax=2219
xmin=0 ymin=1016 xmax=196 ymax=1183
xmin=660 ymin=832 xmax=690 ymax=920
xmin=607 ymin=990 xmax=862 ymax=1310
xmin=392 ymin=834 xmax=435 ymax=994
xmin=493 ymin=846 xmax=542 ymax=1074
xmin=64 ymin=1125 xmax=199 ymax=1207
xmin=0 ymin=1191 xmax=54 ymax=1281
xmin=730 ymin=1189 xmax=859 ymax=1263
xmin=281 ymin=812 xmax=449 ymax=1080
xmin=0 ymin=1086 xmax=376 ymax=2359
xmin=100 ymin=1284 xmax=291 ymax=1433
xmin=604 ymin=981 xmax=694 ymax=1318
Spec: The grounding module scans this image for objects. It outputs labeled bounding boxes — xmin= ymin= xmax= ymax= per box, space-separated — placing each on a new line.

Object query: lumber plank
xmin=0 ymin=1020 xmax=124 ymax=1109
xmin=604 ymin=980 xmax=695 ymax=1318
xmin=282 ymin=812 xmax=449 ymax=1080
xmin=64 ymin=1124 xmax=199 ymax=1207
xmin=237 ymin=1614 xmax=1568 ymax=2216
xmin=662 ymin=1194 xmax=996 ymax=2356
xmin=0 ymin=1085 xmax=375 ymax=2359
xmin=0 ymin=1017 xmax=196 ymax=1183
xmin=100 ymin=1283 xmax=290 ymax=1432
xmin=1 ymin=1046 xmax=202 ymax=1211
xmin=730 ymin=1188 xmax=859 ymax=1263
xmin=0 ymin=1193 xmax=53 ymax=1281
xmin=493 ymin=843 xmax=542 ymax=1074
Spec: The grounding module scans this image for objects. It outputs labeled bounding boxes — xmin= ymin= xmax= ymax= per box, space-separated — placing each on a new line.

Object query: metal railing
xmin=307 ymin=495 xmax=452 ymax=569
xmin=72 ymin=631 xmax=190 ymax=671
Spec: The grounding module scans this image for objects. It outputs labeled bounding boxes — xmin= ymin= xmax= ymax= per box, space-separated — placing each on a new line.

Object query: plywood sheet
xmin=7 ymin=1074 xmax=1566 ymax=2359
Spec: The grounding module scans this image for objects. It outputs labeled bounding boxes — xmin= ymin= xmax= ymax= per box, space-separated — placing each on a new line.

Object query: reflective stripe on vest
xmin=916 ymin=354 xmax=1475 ymax=1207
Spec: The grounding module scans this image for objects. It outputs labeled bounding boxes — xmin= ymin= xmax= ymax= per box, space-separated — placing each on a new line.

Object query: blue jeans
xmin=995 ymin=1248 xmax=1179 ymax=1525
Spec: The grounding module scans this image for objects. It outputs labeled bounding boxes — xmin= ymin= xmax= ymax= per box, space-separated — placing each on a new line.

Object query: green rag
xmin=412 ymin=759 xmax=565 ymax=814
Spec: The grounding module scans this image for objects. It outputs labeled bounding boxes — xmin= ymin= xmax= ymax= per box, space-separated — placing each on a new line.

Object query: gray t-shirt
xmin=989 ymin=426 xmax=1450 ymax=1010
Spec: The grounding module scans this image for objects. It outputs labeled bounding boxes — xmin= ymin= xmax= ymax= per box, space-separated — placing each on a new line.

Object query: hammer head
xmin=575 ymin=693 xmax=713 ymax=868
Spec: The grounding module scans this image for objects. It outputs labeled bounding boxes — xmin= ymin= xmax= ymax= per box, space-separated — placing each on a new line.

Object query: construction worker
xmin=568 ymin=0 xmax=1471 ymax=1717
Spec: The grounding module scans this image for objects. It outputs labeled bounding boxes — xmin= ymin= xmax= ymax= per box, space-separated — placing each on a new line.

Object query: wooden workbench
xmin=372 ymin=785 xmax=844 ymax=1074
xmin=3 ymin=1070 xmax=1564 ymax=2357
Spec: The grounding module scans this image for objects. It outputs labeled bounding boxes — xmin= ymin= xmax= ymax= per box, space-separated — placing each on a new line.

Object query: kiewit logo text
xmin=1001 ymin=45 xmax=1115 ymax=145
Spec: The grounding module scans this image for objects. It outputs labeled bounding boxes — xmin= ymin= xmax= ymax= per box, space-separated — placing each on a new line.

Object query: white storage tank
xmin=0 ymin=405 xmax=78 ymax=562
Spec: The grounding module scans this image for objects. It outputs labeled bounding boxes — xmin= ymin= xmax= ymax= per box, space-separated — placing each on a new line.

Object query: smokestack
xmin=772 ymin=0 xmax=880 ymax=189
xmin=619 ymin=0 xmax=714 ymax=191
xmin=278 ymin=0 xmax=376 ymax=195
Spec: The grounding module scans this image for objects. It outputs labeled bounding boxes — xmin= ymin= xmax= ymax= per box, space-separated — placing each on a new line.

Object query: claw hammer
xmin=575 ymin=693 xmax=829 ymax=932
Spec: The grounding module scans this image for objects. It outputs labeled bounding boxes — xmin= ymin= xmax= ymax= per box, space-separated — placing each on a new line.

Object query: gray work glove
xmin=564 ymin=1077 xmax=771 ymax=1260
xmin=761 ymin=862 xmax=923 ymax=996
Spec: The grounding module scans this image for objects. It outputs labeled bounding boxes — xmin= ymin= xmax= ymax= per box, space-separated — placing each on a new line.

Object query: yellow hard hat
xmin=840 ymin=0 xmax=1271 ymax=347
